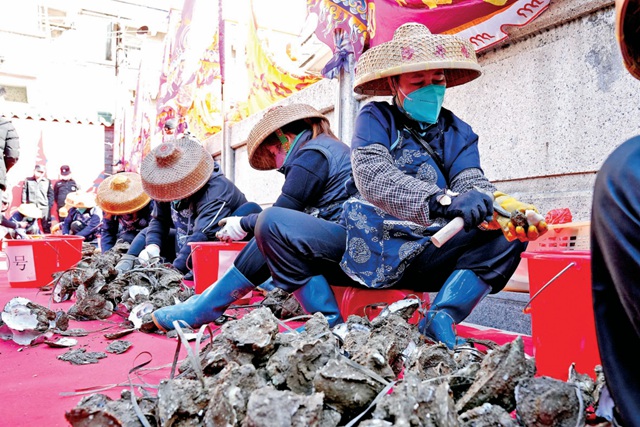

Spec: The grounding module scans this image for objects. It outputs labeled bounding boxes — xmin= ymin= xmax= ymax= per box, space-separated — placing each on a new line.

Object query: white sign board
xmin=5 ymin=244 xmax=37 ymax=282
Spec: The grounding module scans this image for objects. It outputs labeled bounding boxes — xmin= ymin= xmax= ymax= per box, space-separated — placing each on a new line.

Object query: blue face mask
xmin=76 ymin=208 xmax=87 ymax=214
xmin=400 ymin=84 xmax=446 ymax=124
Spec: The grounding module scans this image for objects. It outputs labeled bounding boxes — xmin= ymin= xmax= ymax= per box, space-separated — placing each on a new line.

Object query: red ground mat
xmin=1 ymin=280 xmax=532 ymax=427
xmin=0 ymin=285 xmax=184 ymax=427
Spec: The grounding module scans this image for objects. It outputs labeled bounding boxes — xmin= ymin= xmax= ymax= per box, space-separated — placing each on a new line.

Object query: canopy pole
xmin=335 ymin=53 xmax=358 ymax=145
xmin=219 ymin=0 xmax=235 ymax=181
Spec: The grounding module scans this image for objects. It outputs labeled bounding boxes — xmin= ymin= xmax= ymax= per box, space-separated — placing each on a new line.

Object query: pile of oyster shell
xmin=63 ymin=303 xmax=610 ymax=426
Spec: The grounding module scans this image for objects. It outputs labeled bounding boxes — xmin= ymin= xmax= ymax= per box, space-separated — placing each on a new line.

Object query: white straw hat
xmin=353 ymin=22 xmax=482 ymax=96
xmin=96 ymin=172 xmax=151 ymax=215
xmin=18 ymin=203 xmax=42 ymax=219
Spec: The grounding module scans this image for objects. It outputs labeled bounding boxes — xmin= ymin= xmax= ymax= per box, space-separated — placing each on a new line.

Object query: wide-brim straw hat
xmin=96 ymin=172 xmax=151 ymax=215
xmin=71 ymin=192 xmax=96 ymax=209
xmin=141 ymin=137 xmax=214 ymax=202
xmin=353 ymin=22 xmax=482 ymax=96
xmin=246 ymin=104 xmax=326 ymax=170
xmin=616 ymin=0 xmax=640 ymax=80
xmin=18 ymin=203 xmax=43 ymax=219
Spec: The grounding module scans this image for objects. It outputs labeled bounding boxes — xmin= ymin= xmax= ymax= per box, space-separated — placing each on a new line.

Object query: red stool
xmin=331 ymin=286 xmax=429 ymax=325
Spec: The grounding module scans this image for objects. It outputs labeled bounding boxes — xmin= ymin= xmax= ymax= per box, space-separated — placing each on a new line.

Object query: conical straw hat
xmin=141 ymin=137 xmax=214 ymax=202
xmin=616 ymin=0 xmax=640 ymax=80
xmin=246 ymin=104 xmax=326 ymax=170
xmin=71 ymin=192 xmax=96 ymax=209
xmin=18 ymin=203 xmax=42 ymax=219
xmin=96 ymin=172 xmax=151 ymax=215
xmin=353 ymin=22 xmax=482 ymax=96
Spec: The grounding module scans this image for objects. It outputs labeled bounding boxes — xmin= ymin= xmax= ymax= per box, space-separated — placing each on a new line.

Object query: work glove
xmin=138 ymin=244 xmax=161 ymax=263
xmin=485 ymin=191 xmax=548 ymax=242
xmin=429 ymin=189 xmax=494 ymax=231
xmin=115 ymin=254 xmax=137 ymax=273
xmin=216 ymin=216 xmax=247 ymax=242
xmin=15 ymin=228 xmax=28 ymax=239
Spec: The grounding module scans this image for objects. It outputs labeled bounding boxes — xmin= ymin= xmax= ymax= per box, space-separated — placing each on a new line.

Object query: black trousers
xmin=592 ymin=136 xmax=640 ymax=427
xmin=254 ymin=206 xmax=525 ymax=294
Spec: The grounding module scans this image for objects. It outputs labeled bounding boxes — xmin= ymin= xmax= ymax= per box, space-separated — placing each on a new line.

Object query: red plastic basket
xmin=522 ymin=247 xmax=601 ymax=380
xmin=2 ymin=235 xmax=84 ymax=288
xmin=188 ymin=241 xmax=250 ymax=300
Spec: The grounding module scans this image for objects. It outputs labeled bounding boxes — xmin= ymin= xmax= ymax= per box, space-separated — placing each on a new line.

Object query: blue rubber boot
xmin=419 ymin=270 xmax=491 ymax=349
xmin=293 ymin=275 xmax=344 ymax=328
xmin=152 ymin=265 xmax=254 ymax=331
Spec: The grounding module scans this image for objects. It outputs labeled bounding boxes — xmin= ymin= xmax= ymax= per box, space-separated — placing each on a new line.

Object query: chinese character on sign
xmin=13 ymin=255 xmax=28 ymax=271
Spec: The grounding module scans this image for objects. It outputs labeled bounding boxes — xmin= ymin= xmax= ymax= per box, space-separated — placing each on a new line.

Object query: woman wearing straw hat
xmin=125 ymin=137 xmax=259 ymax=279
xmin=61 ymin=191 xmax=101 ymax=245
xmin=9 ymin=202 xmax=43 ymax=236
xmin=95 ymin=172 xmax=153 ymax=254
xmin=591 ymin=0 xmax=640 ymax=424
xmin=151 ymin=103 xmax=352 ymax=331
xmin=254 ymin=23 xmax=547 ymax=350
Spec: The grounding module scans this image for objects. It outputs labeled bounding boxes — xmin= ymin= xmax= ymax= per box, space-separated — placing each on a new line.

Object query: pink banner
xmin=309 ymin=0 xmax=551 ymax=77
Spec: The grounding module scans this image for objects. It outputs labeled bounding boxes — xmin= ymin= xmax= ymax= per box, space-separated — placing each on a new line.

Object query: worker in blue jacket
xmin=118 ymin=137 xmax=259 ymax=278
xmin=152 ymin=104 xmax=352 ymax=331
xmin=252 ymin=24 xmax=546 ymax=350
xmin=61 ymin=192 xmax=101 ymax=246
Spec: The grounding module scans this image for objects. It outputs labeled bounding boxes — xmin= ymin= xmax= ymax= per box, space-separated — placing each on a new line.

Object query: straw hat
xmin=353 ymin=22 xmax=482 ymax=96
xmin=246 ymin=104 xmax=326 ymax=170
xmin=18 ymin=203 xmax=43 ymax=219
xmin=96 ymin=172 xmax=151 ymax=215
xmin=141 ymin=137 xmax=214 ymax=202
xmin=71 ymin=192 xmax=96 ymax=209
xmin=616 ymin=0 xmax=640 ymax=80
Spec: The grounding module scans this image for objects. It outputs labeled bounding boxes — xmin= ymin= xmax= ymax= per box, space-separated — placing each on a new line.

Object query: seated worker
xmin=251 ymin=23 xmax=547 ymax=349
xmin=61 ymin=192 xmax=101 ymax=246
xmin=8 ymin=202 xmax=42 ymax=237
xmin=51 ymin=191 xmax=77 ymax=234
xmin=152 ymin=104 xmax=352 ymax=331
xmin=591 ymin=0 xmax=640 ymax=424
xmin=116 ymin=136 xmax=259 ymax=277
xmin=96 ymin=172 xmax=152 ymax=253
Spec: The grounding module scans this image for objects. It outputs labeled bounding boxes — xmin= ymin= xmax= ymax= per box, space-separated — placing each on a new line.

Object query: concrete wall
xmin=207 ymin=0 xmax=640 ymax=222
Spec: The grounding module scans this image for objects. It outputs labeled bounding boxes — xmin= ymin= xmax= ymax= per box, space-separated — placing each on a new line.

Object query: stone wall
xmin=206 ymin=0 xmax=640 ymax=222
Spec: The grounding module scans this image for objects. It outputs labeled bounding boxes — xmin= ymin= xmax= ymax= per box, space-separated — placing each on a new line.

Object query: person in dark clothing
xmin=591 ymin=0 xmax=640 ymax=425
xmin=96 ymin=172 xmax=152 ymax=253
xmin=118 ymin=137 xmax=258 ymax=279
xmin=152 ymin=104 xmax=352 ymax=331
xmin=9 ymin=203 xmax=42 ymax=236
xmin=22 ymin=164 xmax=54 ymax=233
xmin=0 ymin=192 xmax=23 ymax=238
xmin=53 ymin=165 xmax=78 ymax=222
xmin=253 ymin=23 xmax=547 ymax=350
xmin=0 ymin=117 xmax=20 ymax=205
xmin=61 ymin=192 xmax=101 ymax=245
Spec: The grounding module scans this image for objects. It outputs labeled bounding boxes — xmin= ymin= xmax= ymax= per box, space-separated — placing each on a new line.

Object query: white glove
xmin=15 ymin=228 xmax=28 ymax=239
xmin=216 ymin=216 xmax=247 ymax=242
xmin=138 ymin=244 xmax=161 ymax=262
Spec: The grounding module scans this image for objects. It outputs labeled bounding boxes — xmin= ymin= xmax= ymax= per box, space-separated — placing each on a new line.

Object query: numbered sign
xmin=5 ymin=244 xmax=37 ymax=282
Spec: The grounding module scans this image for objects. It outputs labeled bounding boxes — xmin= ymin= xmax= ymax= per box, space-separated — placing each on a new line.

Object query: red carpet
xmin=0 ymin=283 xmax=190 ymax=427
